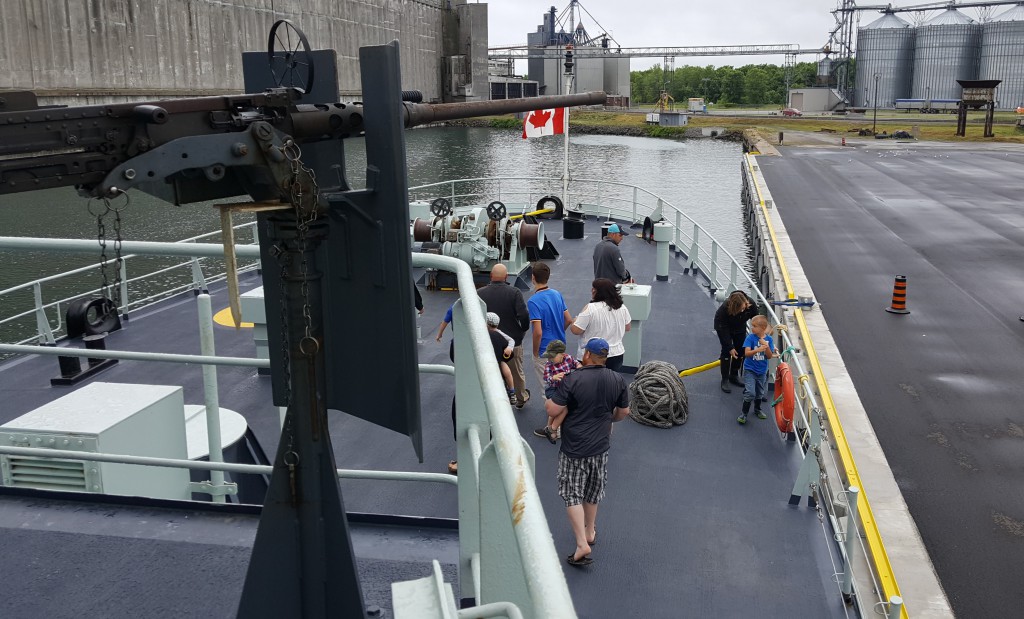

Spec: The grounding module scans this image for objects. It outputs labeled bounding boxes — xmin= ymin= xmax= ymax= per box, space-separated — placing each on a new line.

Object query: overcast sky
xmin=486 ymin=0 xmax=850 ymax=71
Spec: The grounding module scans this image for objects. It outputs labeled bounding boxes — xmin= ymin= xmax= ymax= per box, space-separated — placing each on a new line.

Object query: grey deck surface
xmin=0 ymin=219 xmax=847 ymax=618
xmin=759 ymin=144 xmax=1024 ymax=618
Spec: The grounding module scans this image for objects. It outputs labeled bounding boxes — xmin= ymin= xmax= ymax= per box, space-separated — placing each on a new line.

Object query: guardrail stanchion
xmin=710 ymin=241 xmax=719 ymax=291
xmin=632 ymin=186 xmax=638 ymax=223
xmin=32 ymin=282 xmax=56 ymax=345
xmin=840 ymin=486 xmax=861 ymax=604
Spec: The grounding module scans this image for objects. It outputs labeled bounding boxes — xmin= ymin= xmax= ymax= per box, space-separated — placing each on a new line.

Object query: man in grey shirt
xmin=593 ymin=224 xmax=632 ymax=283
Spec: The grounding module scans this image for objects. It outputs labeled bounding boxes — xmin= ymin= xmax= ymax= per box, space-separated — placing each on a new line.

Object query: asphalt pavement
xmin=759 ymin=142 xmax=1024 ymax=618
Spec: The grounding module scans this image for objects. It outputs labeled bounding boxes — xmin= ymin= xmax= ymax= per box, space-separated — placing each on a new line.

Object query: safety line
xmin=747 ymin=153 xmax=906 ymax=617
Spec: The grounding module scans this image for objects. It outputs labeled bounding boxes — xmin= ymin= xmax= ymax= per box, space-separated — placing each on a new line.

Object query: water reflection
xmin=0 ymin=128 xmax=747 ymax=297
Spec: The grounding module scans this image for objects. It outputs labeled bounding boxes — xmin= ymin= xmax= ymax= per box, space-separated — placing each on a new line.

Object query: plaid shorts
xmin=557 ymin=451 xmax=609 ymax=507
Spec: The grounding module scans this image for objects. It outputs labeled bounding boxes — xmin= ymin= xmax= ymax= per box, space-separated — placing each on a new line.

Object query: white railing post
xmin=190 ymin=257 xmax=207 ymax=293
xmin=729 ymin=262 xmax=739 ymax=293
xmin=840 ymin=486 xmax=861 ymax=602
xmin=632 ymin=186 xmax=638 ymax=223
xmin=673 ymin=212 xmax=682 ymax=249
xmin=710 ymin=241 xmax=719 ymax=289
xmin=118 ymin=259 xmax=129 ymax=318
xmin=32 ymin=283 xmax=56 ymax=345
xmin=196 ymin=294 xmax=226 ymax=503
xmin=688 ymin=224 xmax=699 ymax=271
xmin=450 ymin=181 xmax=457 ymax=208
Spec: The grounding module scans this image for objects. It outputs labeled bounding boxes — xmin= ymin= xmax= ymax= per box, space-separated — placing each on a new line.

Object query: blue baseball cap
xmin=584 ymin=337 xmax=610 ymax=356
xmin=607 ymin=224 xmax=622 ymax=234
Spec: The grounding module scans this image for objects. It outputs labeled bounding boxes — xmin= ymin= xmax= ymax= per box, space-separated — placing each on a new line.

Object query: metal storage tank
xmin=854 ymin=12 xmax=915 ymax=108
xmin=911 ymin=9 xmax=982 ymax=101
xmin=980 ymin=3 xmax=1024 ymax=109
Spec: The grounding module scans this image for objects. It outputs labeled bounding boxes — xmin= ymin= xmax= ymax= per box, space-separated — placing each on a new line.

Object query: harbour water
xmin=0 ymin=128 xmax=746 ymax=336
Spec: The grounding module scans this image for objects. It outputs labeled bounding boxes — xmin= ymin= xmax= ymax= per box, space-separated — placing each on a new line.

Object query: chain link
xmin=88 ymin=192 xmax=128 ymax=317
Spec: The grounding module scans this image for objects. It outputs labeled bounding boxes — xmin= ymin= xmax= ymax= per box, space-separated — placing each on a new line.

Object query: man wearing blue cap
xmin=545 ymin=337 xmax=630 ymax=567
xmin=593 ymin=224 xmax=632 ymax=284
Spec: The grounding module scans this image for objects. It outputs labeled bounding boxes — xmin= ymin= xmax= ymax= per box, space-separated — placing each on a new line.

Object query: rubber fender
xmin=774 ymin=361 xmax=796 ymax=434
xmin=535 ymin=195 xmax=563 ymax=219
xmin=66 ymin=297 xmax=121 ymax=340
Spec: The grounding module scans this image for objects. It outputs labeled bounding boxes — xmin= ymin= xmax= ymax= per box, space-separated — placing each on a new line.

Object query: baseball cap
xmin=542 ymin=340 xmax=566 ymax=358
xmin=584 ymin=337 xmax=610 ymax=356
xmin=607 ymin=224 xmax=622 ymax=234
xmin=485 ymin=312 xmax=500 ymax=327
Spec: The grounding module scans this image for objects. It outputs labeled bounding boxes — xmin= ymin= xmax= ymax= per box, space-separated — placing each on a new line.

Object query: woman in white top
xmin=570 ymin=278 xmax=632 ymax=372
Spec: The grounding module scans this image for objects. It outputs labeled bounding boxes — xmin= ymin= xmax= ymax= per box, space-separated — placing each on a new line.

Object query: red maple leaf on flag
xmin=529 ymin=110 xmax=552 ymax=129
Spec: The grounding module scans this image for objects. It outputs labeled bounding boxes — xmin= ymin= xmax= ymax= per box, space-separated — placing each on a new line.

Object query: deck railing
xmin=0 ymin=237 xmax=572 ymax=617
xmin=0 ymin=221 xmax=260 ymax=347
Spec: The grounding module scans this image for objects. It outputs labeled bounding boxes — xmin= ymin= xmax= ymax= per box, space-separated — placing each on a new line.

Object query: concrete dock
xmin=758 ymin=139 xmax=1024 ymax=618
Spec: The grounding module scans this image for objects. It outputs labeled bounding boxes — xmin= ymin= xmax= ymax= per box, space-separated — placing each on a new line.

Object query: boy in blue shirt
xmin=738 ymin=315 xmax=775 ymax=425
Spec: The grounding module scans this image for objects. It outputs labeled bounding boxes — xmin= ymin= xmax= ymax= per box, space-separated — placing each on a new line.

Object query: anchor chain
xmin=88 ymin=192 xmax=128 ymax=318
xmin=274 ymin=139 xmax=322 ymax=506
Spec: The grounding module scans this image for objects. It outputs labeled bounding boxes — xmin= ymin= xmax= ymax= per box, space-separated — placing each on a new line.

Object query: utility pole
xmin=872 ymin=72 xmax=881 ymax=136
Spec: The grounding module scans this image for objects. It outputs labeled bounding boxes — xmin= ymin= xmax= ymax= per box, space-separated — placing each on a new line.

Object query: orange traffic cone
xmin=885 ymin=275 xmax=910 ymax=314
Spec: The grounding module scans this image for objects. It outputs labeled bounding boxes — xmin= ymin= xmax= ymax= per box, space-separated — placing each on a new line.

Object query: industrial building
xmin=0 ymin=0 xmax=488 ymax=105
xmin=853 ymin=3 xmax=1024 ymax=110
xmin=525 ymin=6 xmax=630 ymax=105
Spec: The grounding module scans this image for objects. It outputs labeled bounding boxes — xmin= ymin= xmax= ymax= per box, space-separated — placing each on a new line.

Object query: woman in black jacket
xmin=713 ymin=290 xmax=759 ymax=393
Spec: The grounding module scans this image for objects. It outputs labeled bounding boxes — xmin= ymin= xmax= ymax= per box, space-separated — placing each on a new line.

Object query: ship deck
xmin=0 ymin=217 xmax=848 ymax=618
xmin=759 ymin=141 xmax=1024 ymax=618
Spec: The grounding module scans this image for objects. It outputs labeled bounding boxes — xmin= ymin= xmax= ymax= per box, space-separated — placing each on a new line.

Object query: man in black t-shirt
xmin=546 ymin=337 xmax=630 ymax=567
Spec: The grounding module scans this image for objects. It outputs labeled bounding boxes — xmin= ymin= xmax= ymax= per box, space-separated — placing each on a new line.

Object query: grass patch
xmin=489 ymin=117 xmax=522 ymax=130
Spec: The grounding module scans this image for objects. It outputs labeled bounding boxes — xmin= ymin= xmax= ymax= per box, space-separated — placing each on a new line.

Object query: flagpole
xmin=562 ymin=45 xmax=574 ymax=212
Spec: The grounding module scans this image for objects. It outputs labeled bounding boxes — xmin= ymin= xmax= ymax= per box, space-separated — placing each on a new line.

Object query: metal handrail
xmin=742 ymin=157 xmax=903 ymax=618
xmin=0 ymin=221 xmax=259 ymax=347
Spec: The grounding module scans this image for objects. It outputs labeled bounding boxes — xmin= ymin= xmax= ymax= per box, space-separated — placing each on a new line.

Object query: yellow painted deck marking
xmin=214 ymin=307 xmax=253 ymax=328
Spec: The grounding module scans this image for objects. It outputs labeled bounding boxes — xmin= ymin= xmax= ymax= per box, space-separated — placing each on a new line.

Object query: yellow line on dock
xmin=748 ymin=154 xmax=907 ymax=617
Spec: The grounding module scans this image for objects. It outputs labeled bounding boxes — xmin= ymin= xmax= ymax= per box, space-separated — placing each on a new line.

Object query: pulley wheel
xmin=267 ymin=20 xmax=315 ymax=94
xmin=412 ymin=218 xmax=433 ymax=242
xmin=518 ymin=222 xmax=545 ymax=250
xmin=429 ymin=197 xmax=453 ymax=217
xmin=486 ymin=201 xmax=507 ymax=221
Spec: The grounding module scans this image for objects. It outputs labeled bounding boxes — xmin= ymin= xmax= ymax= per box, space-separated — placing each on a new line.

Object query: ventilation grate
xmin=4 ymin=456 xmax=88 ymax=491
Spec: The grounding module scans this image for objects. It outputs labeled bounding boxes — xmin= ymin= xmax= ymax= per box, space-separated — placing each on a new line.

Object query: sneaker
xmin=737 ymin=415 xmax=747 ymax=425
xmin=507 ymin=388 xmax=516 ymax=404
xmin=755 ymin=410 xmax=767 ymax=420
xmin=534 ymin=426 xmax=559 ymax=441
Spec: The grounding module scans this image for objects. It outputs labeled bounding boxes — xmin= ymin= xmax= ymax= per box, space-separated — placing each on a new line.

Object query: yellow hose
xmin=678 ymin=359 xmax=721 ymax=377
xmin=508 ymin=208 xmax=554 ymax=220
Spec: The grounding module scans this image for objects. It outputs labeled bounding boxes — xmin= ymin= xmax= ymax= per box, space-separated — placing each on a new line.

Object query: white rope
xmin=628 ymin=360 xmax=689 ymax=428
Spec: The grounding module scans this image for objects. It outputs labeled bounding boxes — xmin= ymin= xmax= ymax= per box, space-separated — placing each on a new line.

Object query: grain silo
xmin=854 ymin=12 xmax=915 ymax=108
xmin=911 ymin=8 xmax=982 ymax=101
xmin=980 ymin=3 xmax=1024 ymax=109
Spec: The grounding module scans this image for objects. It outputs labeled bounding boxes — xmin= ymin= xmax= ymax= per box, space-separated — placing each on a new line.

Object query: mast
xmin=562 ymin=44 xmax=575 ymax=210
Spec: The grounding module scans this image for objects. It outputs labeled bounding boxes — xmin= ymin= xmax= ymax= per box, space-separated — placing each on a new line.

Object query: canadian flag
xmin=522 ymin=107 xmax=566 ymax=139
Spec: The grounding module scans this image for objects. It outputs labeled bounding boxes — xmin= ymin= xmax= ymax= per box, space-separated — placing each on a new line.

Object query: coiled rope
xmin=628 ymin=360 xmax=689 ymax=428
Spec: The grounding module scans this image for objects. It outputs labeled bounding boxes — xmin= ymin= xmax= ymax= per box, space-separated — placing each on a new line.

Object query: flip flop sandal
xmin=566 ymin=553 xmax=593 ymax=567
xmin=587 ymin=530 xmax=596 ymax=546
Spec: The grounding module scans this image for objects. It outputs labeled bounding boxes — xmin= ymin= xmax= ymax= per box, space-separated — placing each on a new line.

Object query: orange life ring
xmin=774 ymin=362 xmax=796 ymax=433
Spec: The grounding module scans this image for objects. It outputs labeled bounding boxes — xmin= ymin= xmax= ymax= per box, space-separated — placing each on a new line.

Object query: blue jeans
xmin=743 ymin=371 xmax=767 ymax=406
